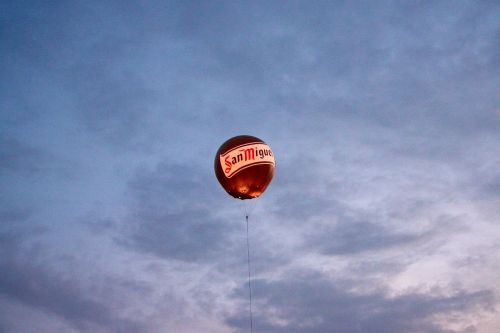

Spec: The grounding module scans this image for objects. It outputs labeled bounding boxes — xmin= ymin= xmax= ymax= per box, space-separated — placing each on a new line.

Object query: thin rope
xmin=245 ymin=210 xmax=254 ymax=333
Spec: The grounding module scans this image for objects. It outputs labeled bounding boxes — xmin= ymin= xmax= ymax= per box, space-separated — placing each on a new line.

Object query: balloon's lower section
xmin=221 ymin=164 xmax=274 ymax=199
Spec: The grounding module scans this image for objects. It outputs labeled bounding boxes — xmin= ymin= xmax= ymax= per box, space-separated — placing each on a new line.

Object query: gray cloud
xmin=119 ymin=162 xmax=239 ymax=262
xmin=1 ymin=1 xmax=499 ymax=332
xmin=0 ymin=226 xmax=146 ymax=333
xmin=124 ymin=208 xmax=236 ymax=262
xmin=311 ymin=220 xmax=425 ymax=256
xmin=0 ymin=259 xmax=145 ymax=333
xmin=0 ymin=136 xmax=47 ymax=175
xmin=306 ymin=210 xmax=466 ymax=257
xmin=228 ymin=272 xmax=495 ymax=333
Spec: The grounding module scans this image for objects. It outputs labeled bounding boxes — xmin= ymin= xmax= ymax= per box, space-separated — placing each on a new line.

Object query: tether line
xmin=245 ymin=212 xmax=254 ymax=333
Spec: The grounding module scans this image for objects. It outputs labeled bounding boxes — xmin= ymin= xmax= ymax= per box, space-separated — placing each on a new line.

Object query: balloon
xmin=214 ymin=135 xmax=275 ymax=199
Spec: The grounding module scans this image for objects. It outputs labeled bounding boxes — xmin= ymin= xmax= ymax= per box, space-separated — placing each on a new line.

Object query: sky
xmin=1 ymin=1 xmax=499 ymax=332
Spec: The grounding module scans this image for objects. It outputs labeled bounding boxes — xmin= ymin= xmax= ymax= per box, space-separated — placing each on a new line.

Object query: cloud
xmin=227 ymin=271 xmax=495 ymax=333
xmin=1 ymin=1 xmax=499 ymax=332
xmin=310 ymin=220 xmax=425 ymax=256
xmin=0 ymin=260 xmax=145 ymax=332
xmin=0 ymin=224 xmax=146 ymax=333
xmin=305 ymin=207 xmax=467 ymax=257
xmin=0 ymin=136 xmax=47 ymax=175
xmin=119 ymin=162 xmax=240 ymax=263
xmin=124 ymin=208 xmax=236 ymax=262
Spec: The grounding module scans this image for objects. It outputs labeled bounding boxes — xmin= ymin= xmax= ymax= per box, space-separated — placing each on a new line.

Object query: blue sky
xmin=1 ymin=1 xmax=499 ymax=332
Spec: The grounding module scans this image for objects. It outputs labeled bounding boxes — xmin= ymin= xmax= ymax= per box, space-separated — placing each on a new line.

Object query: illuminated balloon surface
xmin=214 ymin=135 xmax=275 ymax=199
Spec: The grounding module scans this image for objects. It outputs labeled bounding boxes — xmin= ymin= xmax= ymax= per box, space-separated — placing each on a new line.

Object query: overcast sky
xmin=1 ymin=1 xmax=499 ymax=332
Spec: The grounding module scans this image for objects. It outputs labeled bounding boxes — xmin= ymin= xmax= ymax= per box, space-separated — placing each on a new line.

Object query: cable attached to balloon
xmin=245 ymin=212 xmax=253 ymax=333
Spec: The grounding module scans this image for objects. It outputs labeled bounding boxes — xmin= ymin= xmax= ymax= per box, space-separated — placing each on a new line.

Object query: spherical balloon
xmin=214 ymin=135 xmax=275 ymax=199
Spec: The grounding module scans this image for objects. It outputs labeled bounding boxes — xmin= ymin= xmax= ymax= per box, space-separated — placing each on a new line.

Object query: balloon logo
xmin=214 ymin=135 xmax=275 ymax=199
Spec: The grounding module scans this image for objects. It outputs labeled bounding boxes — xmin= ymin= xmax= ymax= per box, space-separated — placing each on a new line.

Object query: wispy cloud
xmin=1 ymin=0 xmax=499 ymax=332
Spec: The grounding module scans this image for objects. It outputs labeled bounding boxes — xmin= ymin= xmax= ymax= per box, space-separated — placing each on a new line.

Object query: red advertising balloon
xmin=214 ymin=135 xmax=275 ymax=200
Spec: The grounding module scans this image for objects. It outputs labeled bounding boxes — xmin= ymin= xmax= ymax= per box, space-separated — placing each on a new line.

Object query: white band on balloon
xmin=219 ymin=142 xmax=275 ymax=178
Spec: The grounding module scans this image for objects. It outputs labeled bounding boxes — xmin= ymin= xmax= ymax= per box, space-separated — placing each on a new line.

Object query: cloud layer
xmin=1 ymin=1 xmax=499 ymax=332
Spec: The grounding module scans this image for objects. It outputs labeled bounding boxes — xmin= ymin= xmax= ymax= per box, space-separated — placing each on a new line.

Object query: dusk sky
xmin=1 ymin=1 xmax=500 ymax=332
